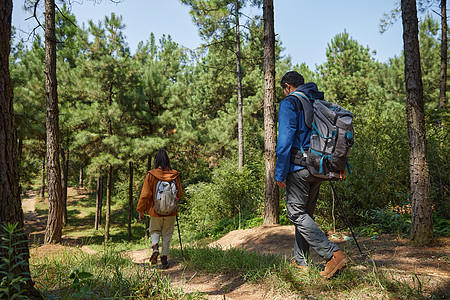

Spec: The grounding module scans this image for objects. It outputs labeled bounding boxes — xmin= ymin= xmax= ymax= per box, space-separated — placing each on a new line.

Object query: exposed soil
xmin=23 ymin=188 xmax=450 ymax=299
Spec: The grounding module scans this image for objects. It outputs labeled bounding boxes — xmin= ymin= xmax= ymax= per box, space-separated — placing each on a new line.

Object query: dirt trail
xmin=23 ymin=188 xmax=450 ymax=299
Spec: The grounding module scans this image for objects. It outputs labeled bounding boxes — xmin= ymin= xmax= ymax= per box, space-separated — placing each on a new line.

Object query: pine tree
xmin=0 ymin=1 xmax=40 ymax=297
xmin=401 ymin=0 xmax=433 ymax=245
xmin=44 ymin=0 xmax=63 ymax=244
xmin=262 ymin=0 xmax=279 ymax=225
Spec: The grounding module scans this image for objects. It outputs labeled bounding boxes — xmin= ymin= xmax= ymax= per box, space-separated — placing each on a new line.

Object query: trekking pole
xmin=329 ymin=181 xmax=365 ymax=258
xmin=176 ymin=215 xmax=184 ymax=258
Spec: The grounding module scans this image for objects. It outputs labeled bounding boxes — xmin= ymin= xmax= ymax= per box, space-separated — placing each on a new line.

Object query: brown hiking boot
xmin=150 ymin=244 xmax=159 ymax=265
xmin=291 ymin=260 xmax=309 ymax=273
xmin=160 ymin=255 xmax=169 ymax=269
xmin=319 ymin=250 xmax=346 ymax=279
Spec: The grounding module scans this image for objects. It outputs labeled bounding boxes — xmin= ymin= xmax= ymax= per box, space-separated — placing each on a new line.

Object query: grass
xmin=28 ymin=241 xmax=447 ymax=299
xmin=30 ymin=246 xmax=204 ymax=299
xmin=170 ymin=245 xmax=446 ymax=299
xmin=24 ymin=188 xmax=449 ymax=299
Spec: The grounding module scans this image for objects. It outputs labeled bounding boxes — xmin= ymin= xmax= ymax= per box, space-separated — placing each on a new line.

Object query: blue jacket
xmin=275 ymin=82 xmax=324 ymax=182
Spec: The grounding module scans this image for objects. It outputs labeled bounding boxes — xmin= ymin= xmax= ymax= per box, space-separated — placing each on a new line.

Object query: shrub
xmin=182 ymin=158 xmax=264 ymax=238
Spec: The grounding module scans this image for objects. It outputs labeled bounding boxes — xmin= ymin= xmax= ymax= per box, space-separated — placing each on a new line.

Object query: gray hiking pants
xmin=286 ymin=169 xmax=339 ymax=266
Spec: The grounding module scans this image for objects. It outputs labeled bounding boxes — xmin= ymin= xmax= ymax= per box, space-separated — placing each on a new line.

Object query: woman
xmin=136 ymin=149 xmax=183 ymax=269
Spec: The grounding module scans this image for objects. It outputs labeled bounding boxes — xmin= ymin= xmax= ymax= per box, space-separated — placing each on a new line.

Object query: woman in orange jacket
xmin=136 ymin=149 xmax=183 ymax=269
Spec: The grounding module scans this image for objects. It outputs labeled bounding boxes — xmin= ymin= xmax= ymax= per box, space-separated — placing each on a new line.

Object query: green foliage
xmin=433 ymin=214 xmax=450 ymax=237
xmin=426 ymin=125 xmax=450 ymax=221
xmin=0 ymin=223 xmax=31 ymax=300
xmin=182 ymin=158 xmax=264 ymax=239
xmin=315 ymin=99 xmax=411 ymax=226
xmin=360 ymin=208 xmax=410 ymax=237
xmin=68 ymin=268 xmax=94 ymax=297
xmin=317 ymin=30 xmax=382 ymax=106
xmin=10 ymin=2 xmax=450 ymax=258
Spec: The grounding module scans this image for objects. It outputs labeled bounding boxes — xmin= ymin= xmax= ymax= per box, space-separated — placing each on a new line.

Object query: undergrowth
xmin=29 ymin=246 xmax=203 ymax=299
xmin=171 ymin=245 xmax=447 ymax=299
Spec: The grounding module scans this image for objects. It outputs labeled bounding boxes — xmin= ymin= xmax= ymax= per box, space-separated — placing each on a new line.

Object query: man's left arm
xmin=275 ymin=98 xmax=298 ymax=184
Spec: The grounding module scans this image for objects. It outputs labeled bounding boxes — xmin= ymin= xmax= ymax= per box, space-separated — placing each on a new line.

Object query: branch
xmin=24 ymin=0 xmax=44 ymax=41
xmin=55 ymin=3 xmax=78 ymax=28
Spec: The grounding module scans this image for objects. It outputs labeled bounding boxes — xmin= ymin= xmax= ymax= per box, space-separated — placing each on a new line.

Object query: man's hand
xmin=139 ymin=212 xmax=144 ymax=221
xmin=276 ymin=181 xmax=286 ymax=188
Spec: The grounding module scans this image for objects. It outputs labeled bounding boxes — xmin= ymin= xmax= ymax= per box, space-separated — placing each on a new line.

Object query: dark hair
xmin=154 ymin=149 xmax=172 ymax=171
xmin=280 ymin=71 xmax=304 ymax=89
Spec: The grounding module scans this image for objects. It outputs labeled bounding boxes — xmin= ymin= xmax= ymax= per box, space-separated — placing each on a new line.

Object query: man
xmin=275 ymin=71 xmax=346 ymax=278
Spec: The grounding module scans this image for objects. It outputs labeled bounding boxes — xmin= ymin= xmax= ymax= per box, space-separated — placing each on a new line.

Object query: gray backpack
xmin=289 ymin=92 xmax=354 ymax=181
xmin=154 ymin=180 xmax=178 ymax=215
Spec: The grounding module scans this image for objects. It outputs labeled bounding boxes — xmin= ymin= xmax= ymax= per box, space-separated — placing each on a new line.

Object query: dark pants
xmin=286 ymin=169 xmax=339 ymax=266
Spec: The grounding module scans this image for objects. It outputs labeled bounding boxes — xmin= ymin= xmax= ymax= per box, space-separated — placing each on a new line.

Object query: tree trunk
xmin=17 ymin=138 xmax=22 ymax=196
xmin=95 ymin=174 xmax=103 ymax=230
xmin=105 ymin=164 xmax=112 ymax=242
xmin=41 ymin=156 xmax=45 ymax=198
xmin=147 ymin=154 xmax=152 ymax=171
xmin=79 ymin=167 xmax=83 ymax=187
xmin=128 ymin=161 xmax=133 ymax=241
xmin=61 ymin=148 xmax=68 ymax=225
xmin=401 ymin=0 xmax=433 ymax=245
xmin=0 ymin=1 xmax=40 ymax=297
xmin=262 ymin=0 xmax=279 ymax=225
xmin=44 ymin=0 xmax=63 ymax=244
xmin=235 ymin=0 xmax=244 ymax=172
xmin=439 ymin=0 xmax=447 ymax=112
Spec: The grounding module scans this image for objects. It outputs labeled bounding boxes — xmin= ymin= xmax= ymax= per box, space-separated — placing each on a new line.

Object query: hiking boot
xmin=150 ymin=244 xmax=159 ymax=265
xmin=319 ymin=250 xmax=346 ymax=279
xmin=160 ymin=255 xmax=169 ymax=269
xmin=291 ymin=260 xmax=309 ymax=273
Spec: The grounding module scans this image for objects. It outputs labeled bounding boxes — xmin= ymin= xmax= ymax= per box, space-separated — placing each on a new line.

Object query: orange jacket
xmin=136 ymin=167 xmax=183 ymax=217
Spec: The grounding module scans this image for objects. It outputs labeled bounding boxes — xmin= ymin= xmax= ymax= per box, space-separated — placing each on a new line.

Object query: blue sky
xmin=11 ymin=0 xmax=434 ymax=71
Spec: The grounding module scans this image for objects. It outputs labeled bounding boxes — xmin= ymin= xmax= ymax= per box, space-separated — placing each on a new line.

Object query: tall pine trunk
xmin=401 ymin=0 xmax=433 ymax=245
xmin=104 ymin=90 xmax=113 ymax=241
xmin=0 ymin=1 xmax=40 ymax=296
xmin=41 ymin=156 xmax=45 ymax=198
xmin=128 ymin=161 xmax=133 ymax=241
xmin=105 ymin=164 xmax=112 ymax=242
xmin=439 ymin=0 xmax=447 ymax=113
xmin=44 ymin=0 xmax=63 ymax=244
xmin=235 ymin=0 xmax=244 ymax=171
xmin=79 ymin=167 xmax=83 ymax=187
xmin=61 ymin=148 xmax=69 ymax=225
xmin=263 ymin=0 xmax=279 ymax=225
xmin=95 ymin=174 xmax=103 ymax=230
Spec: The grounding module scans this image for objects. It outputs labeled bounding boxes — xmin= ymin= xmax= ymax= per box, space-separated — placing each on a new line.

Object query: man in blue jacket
xmin=276 ymin=71 xmax=346 ymax=278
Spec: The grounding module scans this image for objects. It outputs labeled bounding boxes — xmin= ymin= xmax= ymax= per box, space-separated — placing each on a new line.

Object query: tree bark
xmin=0 ymin=1 xmax=40 ymax=297
xmin=95 ymin=174 xmax=103 ymax=230
xmin=61 ymin=148 xmax=68 ymax=225
xmin=79 ymin=167 xmax=83 ymax=187
xmin=235 ymin=0 xmax=244 ymax=171
xmin=262 ymin=0 xmax=279 ymax=225
xmin=147 ymin=154 xmax=152 ymax=171
xmin=128 ymin=161 xmax=133 ymax=241
xmin=105 ymin=164 xmax=112 ymax=242
xmin=401 ymin=0 xmax=433 ymax=245
xmin=40 ymin=156 xmax=45 ymax=198
xmin=439 ymin=0 xmax=447 ymax=112
xmin=44 ymin=0 xmax=63 ymax=244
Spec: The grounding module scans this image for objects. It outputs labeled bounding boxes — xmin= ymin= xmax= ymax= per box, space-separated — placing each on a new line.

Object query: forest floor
xmin=22 ymin=188 xmax=450 ymax=299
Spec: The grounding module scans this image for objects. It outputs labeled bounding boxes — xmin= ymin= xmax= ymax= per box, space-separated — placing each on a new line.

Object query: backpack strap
xmin=290 ymin=91 xmax=314 ymax=129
